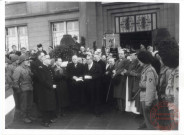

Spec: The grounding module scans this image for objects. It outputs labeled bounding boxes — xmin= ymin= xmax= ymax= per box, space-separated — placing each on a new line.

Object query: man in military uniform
xmin=7 ymin=54 xmax=20 ymax=119
xmin=12 ymin=55 xmax=33 ymax=123
xmin=137 ymin=50 xmax=158 ymax=129
xmin=157 ymin=38 xmax=179 ymax=130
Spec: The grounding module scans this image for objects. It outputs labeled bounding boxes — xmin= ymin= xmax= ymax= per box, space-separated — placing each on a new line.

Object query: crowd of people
xmin=5 ymin=37 xmax=179 ymax=129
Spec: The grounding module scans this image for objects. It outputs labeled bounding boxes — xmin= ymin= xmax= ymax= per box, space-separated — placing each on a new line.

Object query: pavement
xmin=6 ymin=105 xmax=144 ymax=130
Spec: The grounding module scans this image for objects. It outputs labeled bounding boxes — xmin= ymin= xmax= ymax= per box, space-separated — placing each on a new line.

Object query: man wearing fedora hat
xmin=12 ymin=55 xmax=33 ymax=123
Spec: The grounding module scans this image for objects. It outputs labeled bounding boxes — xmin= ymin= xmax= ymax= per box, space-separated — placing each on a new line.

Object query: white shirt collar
xmin=106 ymin=63 xmax=109 ymax=69
xmin=88 ymin=62 xmax=93 ymax=70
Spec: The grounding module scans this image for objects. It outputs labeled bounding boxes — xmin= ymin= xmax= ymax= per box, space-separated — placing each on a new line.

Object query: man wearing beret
xmin=12 ymin=55 xmax=33 ymax=123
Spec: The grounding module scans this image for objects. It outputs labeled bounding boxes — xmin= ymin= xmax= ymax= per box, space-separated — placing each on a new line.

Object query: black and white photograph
xmin=2 ymin=0 xmax=183 ymax=134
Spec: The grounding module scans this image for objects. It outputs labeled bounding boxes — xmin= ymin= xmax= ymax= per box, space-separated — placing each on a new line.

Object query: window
xmin=120 ymin=16 xmax=135 ymax=33
xmin=136 ymin=14 xmax=152 ymax=31
xmin=52 ymin=20 xmax=79 ymax=47
xmin=115 ymin=13 xmax=157 ymax=33
xmin=5 ymin=26 xmax=28 ymax=51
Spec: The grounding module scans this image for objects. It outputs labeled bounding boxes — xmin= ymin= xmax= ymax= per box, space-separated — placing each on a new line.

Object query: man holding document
xmin=84 ymin=54 xmax=102 ymax=117
xmin=66 ymin=55 xmax=84 ymax=110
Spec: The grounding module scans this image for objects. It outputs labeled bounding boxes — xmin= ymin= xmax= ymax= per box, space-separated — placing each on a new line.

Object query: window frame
xmin=115 ymin=13 xmax=157 ymax=34
xmin=50 ymin=19 xmax=79 ymax=48
xmin=5 ymin=25 xmax=29 ymax=51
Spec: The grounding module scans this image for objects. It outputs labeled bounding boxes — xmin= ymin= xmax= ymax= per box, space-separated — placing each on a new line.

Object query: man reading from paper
xmin=66 ymin=55 xmax=84 ymax=110
xmin=84 ymin=54 xmax=102 ymax=117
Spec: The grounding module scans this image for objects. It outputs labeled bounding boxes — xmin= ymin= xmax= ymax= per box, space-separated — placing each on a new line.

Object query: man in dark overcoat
xmin=104 ymin=58 xmax=115 ymax=105
xmin=30 ymin=52 xmax=45 ymax=104
xmin=94 ymin=54 xmax=106 ymax=104
xmin=66 ymin=55 xmax=84 ymax=109
xmin=37 ymin=55 xmax=57 ymax=127
xmin=84 ymin=54 xmax=102 ymax=116
xmin=113 ymin=49 xmax=130 ymax=111
xmin=125 ymin=52 xmax=143 ymax=113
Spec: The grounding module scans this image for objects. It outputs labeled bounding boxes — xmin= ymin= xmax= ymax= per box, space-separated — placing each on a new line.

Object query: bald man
xmin=66 ymin=55 xmax=84 ymax=110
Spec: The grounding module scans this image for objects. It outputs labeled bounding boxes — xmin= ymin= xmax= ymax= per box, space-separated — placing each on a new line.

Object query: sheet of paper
xmin=60 ymin=61 xmax=68 ymax=67
xmin=84 ymin=75 xmax=92 ymax=79
xmin=75 ymin=78 xmax=83 ymax=81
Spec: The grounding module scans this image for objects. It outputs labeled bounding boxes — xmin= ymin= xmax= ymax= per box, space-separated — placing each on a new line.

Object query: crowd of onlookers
xmin=5 ymin=37 xmax=179 ymax=129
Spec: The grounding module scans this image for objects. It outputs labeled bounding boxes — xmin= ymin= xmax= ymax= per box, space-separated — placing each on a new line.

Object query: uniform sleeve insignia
xmin=149 ymin=78 xmax=152 ymax=82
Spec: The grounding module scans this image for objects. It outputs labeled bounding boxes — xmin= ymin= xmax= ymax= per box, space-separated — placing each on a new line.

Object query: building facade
xmin=5 ymin=2 xmax=179 ymax=52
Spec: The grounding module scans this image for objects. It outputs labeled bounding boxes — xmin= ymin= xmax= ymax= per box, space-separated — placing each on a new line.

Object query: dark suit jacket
xmin=36 ymin=50 xmax=47 ymax=57
xmin=31 ymin=59 xmax=43 ymax=80
xmin=84 ymin=62 xmax=102 ymax=80
xmin=95 ymin=60 xmax=106 ymax=75
xmin=66 ymin=62 xmax=84 ymax=79
xmin=37 ymin=65 xmax=56 ymax=111
xmin=114 ymin=58 xmax=130 ymax=76
xmin=78 ymin=51 xmax=87 ymax=58
xmin=84 ymin=62 xmax=102 ymax=106
xmin=126 ymin=59 xmax=143 ymax=101
xmin=106 ymin=64 xmax=115 ymax=78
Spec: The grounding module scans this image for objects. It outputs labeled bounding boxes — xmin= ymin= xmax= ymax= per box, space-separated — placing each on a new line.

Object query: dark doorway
xmin=120 ymin=31 xmax=152 ymax=50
